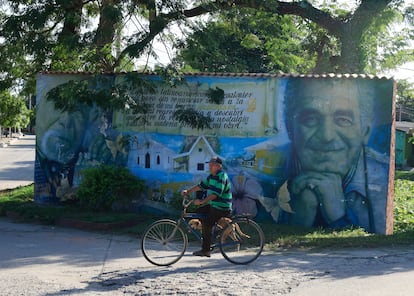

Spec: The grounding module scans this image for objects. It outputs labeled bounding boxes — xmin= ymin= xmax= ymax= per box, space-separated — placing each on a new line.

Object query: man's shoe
xmin=193 ymin=250 xmax=211 ymax=257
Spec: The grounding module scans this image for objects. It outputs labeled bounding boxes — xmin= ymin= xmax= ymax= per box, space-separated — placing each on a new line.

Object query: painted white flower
xmin=231 ymin=174 xmax=262 ymax=217
xmin=257 ymin=182 xmax=293 ymax=223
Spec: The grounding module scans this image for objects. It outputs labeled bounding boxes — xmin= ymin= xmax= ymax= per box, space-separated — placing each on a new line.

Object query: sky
xmin=387 ymin=61 xmax=414 ymax=81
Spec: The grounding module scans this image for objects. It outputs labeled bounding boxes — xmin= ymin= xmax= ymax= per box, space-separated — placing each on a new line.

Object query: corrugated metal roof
xmin=396 ymin=121 xmax=414 ymax=133
xmin=39 ymin=71 xmax=393 ymax=80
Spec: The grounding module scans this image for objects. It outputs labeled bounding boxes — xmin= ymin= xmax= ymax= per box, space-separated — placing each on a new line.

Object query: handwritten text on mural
xmin=120 ymin=86 xmax=265 ymax=135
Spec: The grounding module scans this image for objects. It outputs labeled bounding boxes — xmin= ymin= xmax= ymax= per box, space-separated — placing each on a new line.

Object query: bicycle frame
xmin=141 ymin=197 xmax=265 ymax=266
xmin=174 ymin=207 xmax=221 ymax=246
xmin=176 ymin=215 xmax=203 ymax=241
xmin=175 ymin=199 xmax=240 ymax=250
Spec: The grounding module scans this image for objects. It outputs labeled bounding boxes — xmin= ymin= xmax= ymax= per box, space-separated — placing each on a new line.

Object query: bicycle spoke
xmin=141 ymin=220 xmax=188 ymax=266
xmin=220 ymin=218 xmax=264 ymax=265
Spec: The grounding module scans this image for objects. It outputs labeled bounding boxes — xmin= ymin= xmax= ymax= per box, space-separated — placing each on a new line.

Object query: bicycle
xmin=141 ymin=197 xmax=265 ymax=266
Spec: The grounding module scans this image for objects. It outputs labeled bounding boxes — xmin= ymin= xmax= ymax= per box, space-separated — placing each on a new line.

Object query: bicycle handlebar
xmin=182 ymin=196 xmax=193 ymax=209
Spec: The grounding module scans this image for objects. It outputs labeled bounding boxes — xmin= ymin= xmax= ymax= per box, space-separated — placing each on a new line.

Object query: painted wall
xmin=34 ymin=73 xmax=395 ymax=234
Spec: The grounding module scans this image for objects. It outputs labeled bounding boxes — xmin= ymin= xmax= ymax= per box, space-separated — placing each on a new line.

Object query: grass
xmin=0 ymin=185 xmax=150 ymax=226
xmin=261 ymin=223 xmax=414 ymax=250
xmin=1 ymin=171 xmax=414 ymax=250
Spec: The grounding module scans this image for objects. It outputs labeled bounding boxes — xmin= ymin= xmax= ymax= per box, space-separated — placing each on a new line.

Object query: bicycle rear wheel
xmin=141 ymin=219 xmax=188 ymax=266
xmin=220 ymin=217 xmax=264 ymax=265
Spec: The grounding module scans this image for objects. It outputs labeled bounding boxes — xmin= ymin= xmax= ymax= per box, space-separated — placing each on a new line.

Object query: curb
xmin=0 ymin=139 xmax=16 ymax=148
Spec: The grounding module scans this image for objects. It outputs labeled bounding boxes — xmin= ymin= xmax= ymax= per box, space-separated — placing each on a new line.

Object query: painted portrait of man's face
xmin=289 ymin=79 xmax=371 ymax=178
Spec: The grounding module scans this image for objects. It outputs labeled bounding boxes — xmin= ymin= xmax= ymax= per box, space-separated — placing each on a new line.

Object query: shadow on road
xmin=0 ymin=162 xmax=34 ymax=181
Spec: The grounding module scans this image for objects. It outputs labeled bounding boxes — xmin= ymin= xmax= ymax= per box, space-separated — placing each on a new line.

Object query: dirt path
xmin=1 ymin=218 xmax=413 ymax=295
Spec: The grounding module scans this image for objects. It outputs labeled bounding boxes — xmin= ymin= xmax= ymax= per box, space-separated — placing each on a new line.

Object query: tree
xmin=0 ymin=0 xmax=410 ymax=81
xmin=396 ymin=79 xmax=414 ymax=121
xmin=177 ymin=1 xmax=414 ymax=74
xmin=0 ymin=91 xmax=30 ymax=137
xmin=175 ymin=9 xmax=316 ymax=73
xmin=1 ymin=0 xmax=413 ymax=106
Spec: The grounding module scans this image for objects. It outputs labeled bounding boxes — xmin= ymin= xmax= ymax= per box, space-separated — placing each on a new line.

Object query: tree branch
xmin=116 ymin=0 xmax=395 ymax=72
xmin=118 ymin=0 xmax=342 ymax=60
xmin=351 ymin=0 xmax=393 ymax=31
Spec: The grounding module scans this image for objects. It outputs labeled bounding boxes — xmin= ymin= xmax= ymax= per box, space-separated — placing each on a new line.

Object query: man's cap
xmin=207 ymin=156 xmax=222 ymax=164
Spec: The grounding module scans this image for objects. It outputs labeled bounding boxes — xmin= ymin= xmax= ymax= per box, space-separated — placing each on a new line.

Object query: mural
xmin=34 ymin=73 xmax=395 ymax=234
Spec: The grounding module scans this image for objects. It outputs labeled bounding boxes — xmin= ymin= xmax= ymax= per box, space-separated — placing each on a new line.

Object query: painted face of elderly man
xmin=284 ymin=78 xmax=383 ymax=231
xmin=290 ymin=79 xmax=370 ymax=176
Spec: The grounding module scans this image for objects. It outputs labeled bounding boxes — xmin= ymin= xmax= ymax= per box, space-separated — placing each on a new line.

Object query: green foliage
xmin=0 ymin=0 xmax=412 ymax=112
xmin=0 ymin=185 xmax=61 ymax=224
xmin=46 ymin=76 xmax=123 ymax=112
xmin=0 ymin=185 xmax=146 ymax=225
xmin=173 ymin=108 xmax=212 ymax=130
xmin=49 ymin=46 xmax=86 ymax=72
xmin=0 ymin=186 xmax=33 ymax=201
xmin=396 ymin=79 xmax=414 ymax=123
xmin=206 ymin=87 xmax=225 ymax=104
xmin=396 ymin=79 xmax=414 ymax=110
xmin=362 ymin=5 xmax=413 ymax=74
xmin=0 ymin=0 xmax=412 ymax=99
xmin=240 ymin=33 xmax=262 ymax=49
xmin=76 ymin=165 xmax=146 ymax=211
xmin=175 ymin=1 xmax=414 ymax=74
xmin=0 ymin=91 xmax=31 ymax=129
xmin=45 ymin=72 xmax=220 ymax=131
xmin=264 ymin=224 xmax=414 ymax=250
xmin=393 ymin=179 xmax=414 ymax=232
xmin=175 ymin=9 xmax=315 ymax=73
xmin=45 ymin=73 xmax=157 ymax=113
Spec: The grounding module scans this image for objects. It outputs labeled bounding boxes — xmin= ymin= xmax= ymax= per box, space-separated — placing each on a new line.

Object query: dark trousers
xmin=196 ymin=205 xmax=231 ymax=252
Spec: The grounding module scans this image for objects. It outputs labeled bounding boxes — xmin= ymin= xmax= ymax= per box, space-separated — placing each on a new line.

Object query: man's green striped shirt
xmin=199 ymin=170 xmax=232 ymax=211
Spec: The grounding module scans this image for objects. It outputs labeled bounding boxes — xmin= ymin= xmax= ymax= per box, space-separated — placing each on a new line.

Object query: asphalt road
xmin=0 ymin=134 xmax=35 ymax=191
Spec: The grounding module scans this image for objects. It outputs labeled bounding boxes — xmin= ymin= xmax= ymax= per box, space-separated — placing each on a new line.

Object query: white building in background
xmin=128 ymin=134 xmax=175 ymax=171
xmin=173 ymin=135 xmax=222 ymax=174
xmin=127 ymin=134 xmax=223 ymax=174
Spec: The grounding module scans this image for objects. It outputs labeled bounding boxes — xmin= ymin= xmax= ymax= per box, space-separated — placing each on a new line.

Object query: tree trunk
xmin=333 ymin=0 xmax=392 ymax=73
xmin=57 ymin=0 xmax=83 ymax=46
xmin=94 ymin=0 xmax=122 ymax=71
xmin=258 ymin=0 xmax=394 ymax=73
xmin=336 ymin=23 xmax=365 ymax=73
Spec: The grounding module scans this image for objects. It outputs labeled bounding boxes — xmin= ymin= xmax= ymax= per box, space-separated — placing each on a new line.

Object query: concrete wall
xmin=34 ymin=73 xmax=395 ymax=234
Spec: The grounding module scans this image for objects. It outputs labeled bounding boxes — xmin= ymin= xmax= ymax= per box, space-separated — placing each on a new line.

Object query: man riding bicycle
xmin=181 ymin=156 xmax=232 ymax=257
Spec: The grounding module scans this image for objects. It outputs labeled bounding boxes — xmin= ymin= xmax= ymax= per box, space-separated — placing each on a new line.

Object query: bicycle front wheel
xmin=141 ymin=219 xmax=188 ymax=266
xmin=220 ymin=217 xmax=264 ymax=265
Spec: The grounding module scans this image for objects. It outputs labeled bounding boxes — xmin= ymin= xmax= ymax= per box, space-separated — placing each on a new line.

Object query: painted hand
xmin=290 ymin=172 xmax=346 ymax=226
